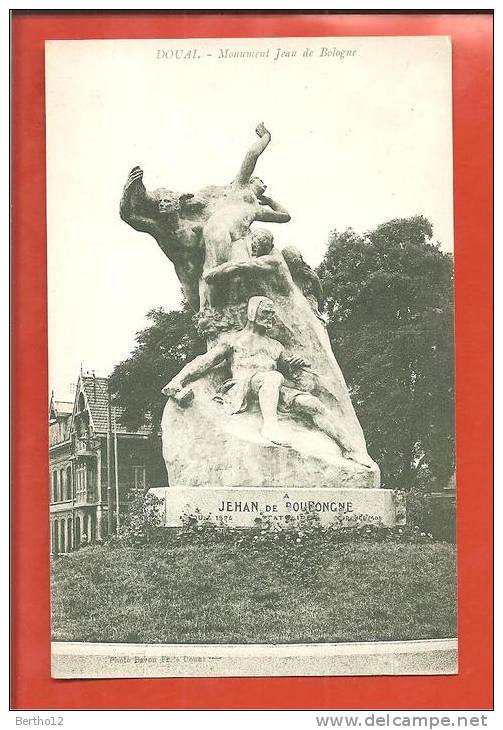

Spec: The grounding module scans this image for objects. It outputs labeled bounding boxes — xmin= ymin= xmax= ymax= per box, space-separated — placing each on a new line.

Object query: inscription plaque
xmin=149 ymin=487 xmax=405 ymax=528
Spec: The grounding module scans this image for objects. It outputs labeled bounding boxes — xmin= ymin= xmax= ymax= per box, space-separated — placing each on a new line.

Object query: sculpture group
xmin=120 ymin=124 xmax=379 ymax=487
xmin=120 ymin=123 xmax=291 ymax=311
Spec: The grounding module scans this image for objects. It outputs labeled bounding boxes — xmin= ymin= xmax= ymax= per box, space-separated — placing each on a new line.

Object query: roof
xmin=55 ymin=401 xmax=73 ymax=415
xmin=49 ymin=394 xmax=74 ymax=422
xmin=80 ymin=375 xmax=150 ymax=435
xmin=80 ymin=376 xmax=110 ymax=433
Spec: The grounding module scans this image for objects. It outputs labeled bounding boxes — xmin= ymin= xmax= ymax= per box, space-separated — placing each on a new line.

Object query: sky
xmin=46 ymin=36 xmax=453 ymax=401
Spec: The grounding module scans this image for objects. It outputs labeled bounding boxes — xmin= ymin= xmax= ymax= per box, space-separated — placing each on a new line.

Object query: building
xmin=49 ymin=372 xmax=167 ymax=554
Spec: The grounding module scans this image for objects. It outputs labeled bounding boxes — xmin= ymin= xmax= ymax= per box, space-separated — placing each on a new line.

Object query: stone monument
xmin=120 ymin=124 xmax=405 ymax=529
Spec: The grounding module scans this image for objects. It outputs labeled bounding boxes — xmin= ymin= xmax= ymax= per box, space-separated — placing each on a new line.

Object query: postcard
xmin=45 ymin=35 xmax=456 ymax=678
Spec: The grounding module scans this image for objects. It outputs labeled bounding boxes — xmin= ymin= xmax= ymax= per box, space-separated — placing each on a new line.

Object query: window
xmin=87 ymin=467 xmax=95 ymax=501
xmin=66 ymin=466 xmax=72 ymax=500
xmin=133 ymin=465 xmax=146 ymax=492
xmin=52 ymin=471 xmax=58 ymax=502
xmin=76 ymin=463 xmax=87 ymax=502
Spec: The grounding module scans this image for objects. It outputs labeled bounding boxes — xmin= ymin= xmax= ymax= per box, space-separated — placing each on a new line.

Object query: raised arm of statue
xmin=234 ymin=122 xmax=271 ymax=186
xmin=162 ymin=340 xmax=232 ymax=397
xmin=120 ymin=166 xmax=158 ymax=235
xmin=255 ymin=195 xmax=291 ymax=224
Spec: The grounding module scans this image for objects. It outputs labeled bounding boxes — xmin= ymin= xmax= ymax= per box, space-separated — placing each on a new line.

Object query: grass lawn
xmin=51 ymin=538 xmax=457 ymax=644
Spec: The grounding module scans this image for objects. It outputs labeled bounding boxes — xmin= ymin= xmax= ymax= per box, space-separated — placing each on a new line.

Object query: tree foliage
xmin=109 ymin=305 xmax=203 ymax=432
xmin=317 ymin=215 xmax=454 ymax=490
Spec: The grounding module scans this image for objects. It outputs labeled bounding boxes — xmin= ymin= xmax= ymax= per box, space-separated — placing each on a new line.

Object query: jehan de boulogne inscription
xmin=156 ymin=46 xmax=358 ymax=62
xmin=216 ymin=498 xmax=354 ymax=514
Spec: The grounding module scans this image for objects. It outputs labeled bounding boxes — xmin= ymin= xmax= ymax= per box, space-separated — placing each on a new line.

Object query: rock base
xmin=149 ymin=486 xmax=406 ymax=528
xmin=162 ymin=377 xmax=380 ymax=490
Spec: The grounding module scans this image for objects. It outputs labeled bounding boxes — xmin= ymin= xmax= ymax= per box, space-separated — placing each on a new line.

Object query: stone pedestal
xmin=149 ymin=486 xmax=405 ymax=528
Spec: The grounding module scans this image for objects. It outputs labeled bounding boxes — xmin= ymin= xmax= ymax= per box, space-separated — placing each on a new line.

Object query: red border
xmin=11 ymin=12 xmax=493 ymax=710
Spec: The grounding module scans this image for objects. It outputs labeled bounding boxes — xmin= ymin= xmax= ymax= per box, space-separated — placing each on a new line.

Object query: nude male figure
xmin=202 ymin=228 xmax=293 ymax=306
xmin=162 ymin=296 xmax=373 ymax=468
xmin=120 ymin=166 xmax=204 ymax=311
xmin=198 ymin=123 xmax=291 ymax=269
xmin=203 ymin=228 xmax=292 ymax=294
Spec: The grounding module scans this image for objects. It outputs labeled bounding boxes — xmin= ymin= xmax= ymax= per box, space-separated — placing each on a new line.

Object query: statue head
xmin=247 ymin=296 xmax=275 ymax=331
xmin=151 ymin=188 xmax=194 ymax=216
xmin=195 ymin=310 xmax=218 ymax=339
xmin=250 ymin=228 xmax=274 ymax=257
xmin=249 ymin=176 xmax=267 ymax=197
xmin=281 ymin=245 xmax=304 ymax=272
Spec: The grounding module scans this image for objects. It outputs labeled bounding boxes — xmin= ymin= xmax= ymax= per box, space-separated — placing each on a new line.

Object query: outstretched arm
xmin=234 ymin=122 xmax=271 ymax=186
xmin=162 ymin=341 xmax=231 ymax=396
xmin=203 ymin=260 xmax=243 ymax=284
xmin=203 ymin=255 xmax=280 ymax=284
xmin=255 ymin=195 xmax=291 ymax=224
xmin=120 ymin=166 xmax=158 ymax=235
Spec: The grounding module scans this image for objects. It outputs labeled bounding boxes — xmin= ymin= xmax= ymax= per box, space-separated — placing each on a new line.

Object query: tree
xmin=109 ymin=304 xmax=203 ymax=432
xmin=317 ymin=216 xmax=454 ymax=490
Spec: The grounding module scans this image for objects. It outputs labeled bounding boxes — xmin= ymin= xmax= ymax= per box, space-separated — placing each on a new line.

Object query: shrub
xmin=406 ymin=489 xmax=456 ymax=542
xmin=163 ymin=510 xmax=436 ymax=548
xmin=112 ymin=491 xmax=164 ymax=545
